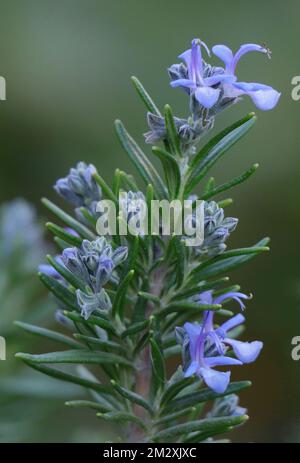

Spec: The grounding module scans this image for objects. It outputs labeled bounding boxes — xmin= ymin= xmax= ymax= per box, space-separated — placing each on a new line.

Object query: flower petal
xmin=184 ymin=360 xmax=199 ymax=377
xmin=212 ymin=45 xmax=234 ymax=68
xmin=214 ymin=291 xmax=251 ymax=310
xmin=205 ymin=356 xmax=242 ymax=367
xmin=219 ymin=313 xmax=245 ymax=333
xmin=184 ymin=322 xmax=202 ymax=359
xmin=170 ymin=78 xmax=195 ymax=89
xmin=233 ymin=82 xmax=281 ymax=110
xmin=199 ymin=366 xmax=230 ymax=393
xmin=225 ymin=338 xmax=263 ymax=363
xmin=195 ymin=86 xmax=220 ymax=108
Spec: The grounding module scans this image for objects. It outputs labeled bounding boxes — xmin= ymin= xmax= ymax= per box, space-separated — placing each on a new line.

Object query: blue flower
xmin=180 ymin=290 xmax=263 ymax=393
xmin=212 ymin=43 xmax=281 ymax=110
xmin=170 ymin=39 xmax=234 ymax=109
xmin=54 ymin=162 xmax=101 ymax=210
xmin=61 ymin=237 xmax=128 ymax=318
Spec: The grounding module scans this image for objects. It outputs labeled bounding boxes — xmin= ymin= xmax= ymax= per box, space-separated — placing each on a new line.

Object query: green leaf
xmin=218 ymin=198 xmax=233 ymax=208
xmin=73 ymin=334 xmax=127 ymax=355
xmin=14 ymin=361 xmax=114 ymax=396
xmin=157 ymin=301 xmax=221 ymax=319
xmin=46 ymin=222 xmax=82 ymax=246
xmin=151 ymin=146 xmax=181 ymax=199
xmin=121 ymin=237 xmax=139 ymax=279
xmin=185 ymin=113 xmax=256 ymax=195
xmin=46 ymin=254 xmax=86 ymax=292
xmin=154 ymin=407 xmax=195 ymax=427
xmin=150 ymin=337 xmax=166 ymax=384
xmin=190 ymin=238 xmax=270 ymax=282
xmin=201 ymin=163 xmax=259 ymax=200
xmin=162 ymin=381 xmax=251 ymax=414
xmin=121 ymin=319 xmax=150 ymax=338
xmin=111 ymin=380 xmax=154 ymax=415
xmin=161 ymin=376 xmax=196 ymax=406
xmin=131 ymin=76 xmax=161 ymax=117
xmin=63 ymin=311 xmax=116 ymax=335
xmin=97 ymin=411 xmax=147 ymax=431
xmin=93 ymin=172 xmax=118 ymax=203
xmin=16 ymin=350 xmax=133 ymax=367
xmin=170 ymin=235 xmax=186 ymax=287
xmin=115 ymin=119 xmax=167 ymax=199
xmin=164 ymin=104 xmax=182 ymax=158
xmin=112 ymin=269 xmax=135 ymax=319
xmin=14 ymin=321 xmax=82 ymax=350
xmin=42 ymin=198 xmax=95 ymax=241
xmin=39 ymin=272 xmax=79 ymax=311
xmin=153 ymin=414 xmax=248 ymax=441
xmin=65 ymin=400 xmax=111 ymax=413
xmin=119 ymin=170 xmax=139 ymax=192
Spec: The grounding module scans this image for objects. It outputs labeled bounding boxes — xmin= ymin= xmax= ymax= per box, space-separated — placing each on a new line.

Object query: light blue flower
xmin=170 ymin=39 xmax=234 ymax=109
xmin=212 ymin=43 xmax=281 ymax=110
xmin=180 ymin=290 xmax=263 ymax=393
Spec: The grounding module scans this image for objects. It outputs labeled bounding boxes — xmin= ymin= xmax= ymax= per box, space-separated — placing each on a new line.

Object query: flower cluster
xmin=62 ymin=237 xmax=127 ymax=319
xmin=146 ymin=38 xmax=280 ymax=152
xmin=177 ymin=290 xmax=263 ymax=393
xmin=54 ymin=162 xmax=102 ymax=218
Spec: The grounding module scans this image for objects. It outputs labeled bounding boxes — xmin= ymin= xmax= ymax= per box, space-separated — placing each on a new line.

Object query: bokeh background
xmin=0 ymin=0 xmax=299 ymax=442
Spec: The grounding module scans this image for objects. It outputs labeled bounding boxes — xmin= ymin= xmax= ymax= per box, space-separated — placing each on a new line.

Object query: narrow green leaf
xmin=185 ymin=113 xmax=256 ymax=195
xmin=153 ymin=414 xmax=248 ymax=441
xmin=46 ymin=222 xmax=82 ymax=246
xmin=121 ymin=237 xmax=139 ymax=279
xmin=151 ymin=146 xmax=181 ymax=198
xmin=164 ymin=104 xmax=182 ymax=157
xmin=218 ymin=198 xmax=233 ymax=208
xmin=138 ymin=291 xmax=160 ymax=303
xmin=157 ymin=301 xmax=221 ymax=319
xmin=16 ymin=350 xmax=133 ymax=367
xmin=14 ymin=360 xmax=114 ymax=396
xmin=112 ymin=269 xmax=135 ymax=318
xmin=121 ymin=319 xmax=150 ymax=338
xmin=93 ymin=172 xmax=118 ymax=203
xmin=161 ymin=376 xmax=196 ymax=406
xmin=203 ymin=177 xmax=215 ymax=195
xmin=201 ymin=164 xmax=259 ymax=200
xmin=154 ymin=407 xmax=196 ymax=427
xmin=46 ymin=254 xmax=86 ymax=292
xmin=73 ymin=334 xmax=127 ymax=355
xmin=42 ymin=198 xmax=95 ymax=241
xmin=171 ymin=235 xmax=186 ymax=287
xmin=162 ymin=381 xmax=251 ymax=414
xmin=111 ymin=380 xmax=154 ymax=415
xmin=39 ymin=272 xmax=79 ymax=311
xmin=63 ymin=311 xmax=116 ymax=335
xmin=190 ymin=238 xmax=270 ymax=282
xmin=115 ymin=119 xmax=167 ymax=199
xmin=97 ymin=411 xmax=147 ymax=431
xmin=65 ymin=400 xmax=111 ymax=413
xmin=119 ymin=170 xmax=139 ymax=192
xmin=150 ymin=337 xmax=166 ymax=384
xmin=131 ymin=76 xmax=161 ymax=116
xmin=14 ymin=321 xmax=82 ymax=350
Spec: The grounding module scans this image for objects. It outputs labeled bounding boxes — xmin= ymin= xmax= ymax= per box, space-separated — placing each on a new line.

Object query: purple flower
xmin=181 ymin=290 xmax=263 ymax=393
xmin=212 ymin=43 xmax=281 ymax=110
xmin=170 ymin=39 xmax=234 ymax=109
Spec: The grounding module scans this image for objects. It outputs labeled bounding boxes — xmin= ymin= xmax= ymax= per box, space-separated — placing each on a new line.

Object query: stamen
xmin=262 ymin=43 xmax=272 ymax=59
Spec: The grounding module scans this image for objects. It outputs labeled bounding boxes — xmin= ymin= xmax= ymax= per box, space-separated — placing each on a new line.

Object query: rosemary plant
xmin=16 ymin=38 xmax=280 ymax=443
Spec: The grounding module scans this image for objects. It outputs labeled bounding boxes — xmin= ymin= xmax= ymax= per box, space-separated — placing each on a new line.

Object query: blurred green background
xmin=0 ymin=0 xmax=299 ymax=442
